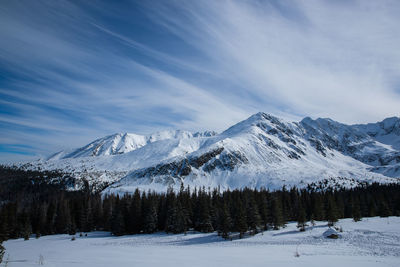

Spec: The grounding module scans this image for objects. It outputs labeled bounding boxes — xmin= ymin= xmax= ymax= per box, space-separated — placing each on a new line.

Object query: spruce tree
xmin=247 ymin=197 xmax=261 ymax=235
xmin=22 ymin=218 xmax=31 ymax=240
xmin=296 ymin=203 xmax=307 ymax=231
xmin=0 ymin=241 xmax=4 ymax=264
xmin=380 ymin=201 xmax=391 ymax=217
xmin=45 ymin=202 xmax=56 ymax=235
xmin=312 ymin=194 xmax=325 ymax=221
xmin=272 ymin=197 xmax=284 ymax=230
xmin=234 ymin=201 xmax=247 ymax=238
xmin=257 ymin=193 xmax=269 ymax=230
xmin=91 ymin=196 xmax=103 ymax=231
xmin=143 ymin=197 xmax=158 ymax=234
xmin=34 ymin=205 xmax=46 ymax=238
xmin=352 ymin=198 xmax=362 ymax=222
xmin=195 ymin=190 xmax=214 ymax=233
xmin=129 ymin=189 xmax=142 ymax=234
xmin=174 ymin=202 xmax=188 ymax=233
xmin=111 ymin=209 xmax=125 ymax=236
xmin=68 ymin=220 xmax=77 ymax=236
xmin=165 ymin=194 xmax=178 ymax=233
xmin=18 ymin=211 xmax=31 ymax=240
xmin=326 ymin=197 xmax=339 ymax=227
xmin=368 ymin=200 xmax=377 ymax=217
xmin=110 ymin=198 xmax=125 ymax=236
xmin=55 ymin=202 xmax=68 ymax=234
xmin=165 ymin=188 xmax=176 ymax=233
xmin=101 ymin=197 xmax=113 ymax=231
xmin=0 ymin=211 xmax=8 ymax=241
xmin=220 ymin=202 xmax=232 ymax=239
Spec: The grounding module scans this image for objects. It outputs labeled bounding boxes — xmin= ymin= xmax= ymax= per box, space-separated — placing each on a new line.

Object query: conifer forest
xmin=0 ymin=166 xmax=399 ymax=243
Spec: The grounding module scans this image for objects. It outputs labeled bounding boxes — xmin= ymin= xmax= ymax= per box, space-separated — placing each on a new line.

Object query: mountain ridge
xmin=18 ymin=112 xmax=400 ymax=193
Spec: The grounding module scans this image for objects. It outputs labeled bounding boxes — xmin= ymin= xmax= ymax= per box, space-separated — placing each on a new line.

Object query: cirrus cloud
xmin=1 ymin=0 xmax=399 ymax=162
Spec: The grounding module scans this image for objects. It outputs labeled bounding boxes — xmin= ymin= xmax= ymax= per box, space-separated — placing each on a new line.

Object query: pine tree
xmin=312 ymin=194 xmax=325 ymax=221
xmin=179 ymin=185 xmax=193 ymax=230
xmin=129 ymin=189 xmax=142 ymax=234
xmin=368 ymin=200 xmax=377 ymax=217
xmin=111 ymin=209 xmax=125 ymax=236
xmin=272 ymin=196 xmax=284 ymax=230
xmin=110 ymin=198 xmax=125 ymax=236
xmin=68 ymin=220 xmax=77 ymax=236
xmin=91 ymin=196 xmax=103 ymax=231
xmin=33 ymin=204 xmax=46 ymax=238
xmin=326 ymin=197 xmax=339 ymax=227
xmin=45 ymin=202 xmax=56 ymax=235
xmin=234 ymin=200 xmax=247 ymax=238
xmin=120 ymin=198 xmax=130 ymax=234
xmin=0 ymin=240 xmax=4 ymax=264
xmin=165 ymin=193 xmax=178 ymax=233
xmin=195 ymin=190 xmax=214 ymax=233
xmin=144 ymin=206 xmax=158 ymax=233
xmin=380 ymin=201 xmax=391 ymax=217
xmin=143 ymin=196 xmax=158 ymax=234
xmin=0 ymin=211 xmax=9 ymax=241
xmin=0 ymin=208 xmax=6 ymax=264
xmin=220 ymin=202 xmax=232 ymax=239
xmin=79 ymin=200 xmax=94 ymax=233
xmin=173 ymin=202 xmax=188 ymax=233
xmin=102 ymin=196 xmax=113 ymax=231
xmin=247 ymin=196 xmax=261 ymax=235
xmin=165 ymin=187 xmax=176 ymax=232
xmin=257 ymin=193 xmax=269 ymax=230
xmin=22 ymin=217 xmax=32 ymax=240
xmin=352 ymin=198 xmax=362 ymax=222
xmin=18 ymin=211 xmax=32 ymax=240
xmin=55 ymin=201 xmax=70 ymax=234
xmin=297 ymin=203 xmax=307 ymax=231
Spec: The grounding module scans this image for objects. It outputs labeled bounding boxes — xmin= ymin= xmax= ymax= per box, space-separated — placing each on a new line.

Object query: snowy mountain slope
xmin=300 ymin=117 xmax=400 ymax=178
xmin=353 ymin=117 xmax=400 ymax=150
xmin=105 ymin=113 xmax=398 ymax=193
xmin=48 ymin=130 xmax=217 ymax=160
xmin=22 ymin=131 xmax=215 ymax=187
xmin=19 ymin=112 xmax=400 ymax=192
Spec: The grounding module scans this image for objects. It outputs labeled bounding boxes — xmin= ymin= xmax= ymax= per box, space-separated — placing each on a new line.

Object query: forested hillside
xmin=0 ymin=166 xmax=399 ymax=242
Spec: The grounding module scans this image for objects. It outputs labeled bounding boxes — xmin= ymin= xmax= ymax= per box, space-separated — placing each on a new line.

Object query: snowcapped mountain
xmin=19 ymin=113 xmax=399 ymax=192
xmin=48 ymin=130 xmax=218 ymax=160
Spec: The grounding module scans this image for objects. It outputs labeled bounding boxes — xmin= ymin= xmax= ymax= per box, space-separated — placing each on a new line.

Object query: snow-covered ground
xmin=3 ymin=217 xmax=400 ymax=267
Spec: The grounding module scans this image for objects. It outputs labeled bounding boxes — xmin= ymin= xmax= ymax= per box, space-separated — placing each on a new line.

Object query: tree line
xmin=0 ymin=166 xmax=399 ymax=244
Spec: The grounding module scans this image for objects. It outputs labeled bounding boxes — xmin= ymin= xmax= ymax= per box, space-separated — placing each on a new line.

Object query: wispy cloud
xmin=1 ymin=0 xmax=400 ymax=162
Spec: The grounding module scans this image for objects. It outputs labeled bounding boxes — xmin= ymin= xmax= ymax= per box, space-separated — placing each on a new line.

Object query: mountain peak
xmin=221 ymin=112 xmax=286 ymax=136
xmin=251 ymin=112 xmax=282 ymax=122
xmin=29 ymin=112 xmax=400 ymax=193
xmin=380 ymin=116 xmax=400 ymax=131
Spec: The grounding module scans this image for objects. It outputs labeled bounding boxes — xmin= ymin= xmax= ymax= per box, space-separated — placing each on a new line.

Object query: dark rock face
xmin=131 ymin=147 xmax=225 ymax=178
xmin=203 ymin=150 xmax=248 ymax=172
xmin=129 ymin=146 xmax=251 ymax=179
xmin=189 ymin=147 xmax=224 ymax=169
xmin=308 ymin=138 xmax=327 ymax=157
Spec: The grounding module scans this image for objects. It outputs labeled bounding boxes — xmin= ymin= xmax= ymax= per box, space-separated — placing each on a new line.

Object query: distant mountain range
xmin=18 ymin=112 xmax=400 ymax=193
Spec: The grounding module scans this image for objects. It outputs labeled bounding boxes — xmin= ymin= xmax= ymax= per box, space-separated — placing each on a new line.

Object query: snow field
xmin=3 ymin=217 xmax=400 ymax=267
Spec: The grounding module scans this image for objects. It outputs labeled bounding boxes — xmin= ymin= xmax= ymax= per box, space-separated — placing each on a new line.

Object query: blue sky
xmin=1 ymin=0 xmax=400 ymax=163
